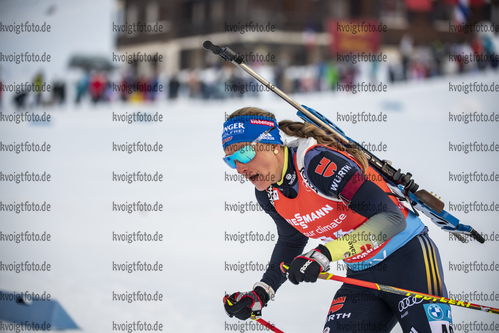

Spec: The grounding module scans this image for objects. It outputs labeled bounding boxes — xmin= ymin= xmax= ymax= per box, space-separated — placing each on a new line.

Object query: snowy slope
xmin=1 ymin=71 xmax=499 ymax=332
xmin=1 ymin=1 xmax=499 ymax=332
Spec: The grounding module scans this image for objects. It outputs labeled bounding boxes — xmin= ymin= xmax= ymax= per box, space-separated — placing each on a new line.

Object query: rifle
xmin=203 ymin=40 xmax=485 ymax=243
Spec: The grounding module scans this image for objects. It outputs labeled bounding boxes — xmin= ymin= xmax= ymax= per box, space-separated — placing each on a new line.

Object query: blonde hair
xmin=227 ymin=107 xmax=368 ymax=172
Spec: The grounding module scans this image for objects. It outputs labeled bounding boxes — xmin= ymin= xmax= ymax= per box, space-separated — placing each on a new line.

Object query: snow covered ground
xmin=1 ymin=1 xmax=499 ymax=332
xmin=1 ymin=71 xmax=498 ymax=333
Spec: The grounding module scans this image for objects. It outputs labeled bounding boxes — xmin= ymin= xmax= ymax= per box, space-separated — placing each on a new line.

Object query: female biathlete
xmin=221 ymin=107 xmax=453 ymax=333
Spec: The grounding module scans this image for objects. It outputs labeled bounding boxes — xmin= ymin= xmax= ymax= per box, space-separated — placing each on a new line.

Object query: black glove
xmin=286 ymin=244 xmax=332 ymax=285
xmin=223 ymin=284 xmax=272 ymax=320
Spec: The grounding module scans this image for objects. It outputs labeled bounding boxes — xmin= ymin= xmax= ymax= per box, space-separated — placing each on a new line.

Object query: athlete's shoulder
xmin=304 ymin=145 xmax=359 ymax=168
xmin=302 ymin=145 xmax=362 ymax=198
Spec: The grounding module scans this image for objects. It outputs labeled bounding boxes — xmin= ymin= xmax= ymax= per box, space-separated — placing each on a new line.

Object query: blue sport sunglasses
xmin=223 ymin=126 xmax=276 ymax=169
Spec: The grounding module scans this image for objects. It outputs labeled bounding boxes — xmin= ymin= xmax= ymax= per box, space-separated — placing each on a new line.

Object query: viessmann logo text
xmin=285 ymin=204 xmax=334 ymax=229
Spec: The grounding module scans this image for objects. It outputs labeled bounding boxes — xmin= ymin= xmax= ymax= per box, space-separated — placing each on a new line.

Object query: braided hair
xmin=227 ymin=107 xmax=368 ymax=172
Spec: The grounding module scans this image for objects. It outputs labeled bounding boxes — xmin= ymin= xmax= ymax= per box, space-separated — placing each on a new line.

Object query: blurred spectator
xmin=168 ymin=74 xmax=180 ymax=100
xmin=481 ymin=32 xmax=498 ymax=69
xmin=89 ymin=71 xmax=107 ymax=103
xmin=188 ymin=69 xmax=201 ymax=98
xmin=10 ymin=21 xmax=498 ymax=109
xmin=431 ymin=40 xmax=445 ymax=77
xmin=147 ymin=71 xmax=161 ymax=101
xmin=120 ymin=69 xmax=134 ymax=102
xmin=33 ymin=72 xmax=44 ymax=106
xmin=471 ymin=35 xmax=487 ymax=71
xmin=75 ymin=71 xmax=90 ymax=104
xmin=13 ymin=91 xmax=28 ymax=109
xmin=52 ymin=79 xmax=66 ymax=105
xmin=400 ymin=34 xmax=413 ymax=81
xmin=324 ymin=61 xmax=340 ymax=90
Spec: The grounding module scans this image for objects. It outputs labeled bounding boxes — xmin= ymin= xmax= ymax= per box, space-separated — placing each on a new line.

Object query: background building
xmin=115 ymin=0 xmax=496 ymax=78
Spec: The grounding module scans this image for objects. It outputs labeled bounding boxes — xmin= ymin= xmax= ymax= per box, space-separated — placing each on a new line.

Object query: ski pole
xmin=223 ymin=294 xmax=285 ymax=333
xmin=281 ymin=264 xmax=499 ymax=315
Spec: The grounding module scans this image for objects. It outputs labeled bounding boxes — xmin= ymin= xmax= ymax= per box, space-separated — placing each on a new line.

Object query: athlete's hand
xmin=223 ymin=286 xmax=270 ymax=320
xmin=286 ymin=244 xmax=332 ymax=284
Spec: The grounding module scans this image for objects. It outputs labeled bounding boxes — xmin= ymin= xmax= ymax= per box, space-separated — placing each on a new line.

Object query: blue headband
xmin=222 ymin=115 xmax=282 ymax=149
